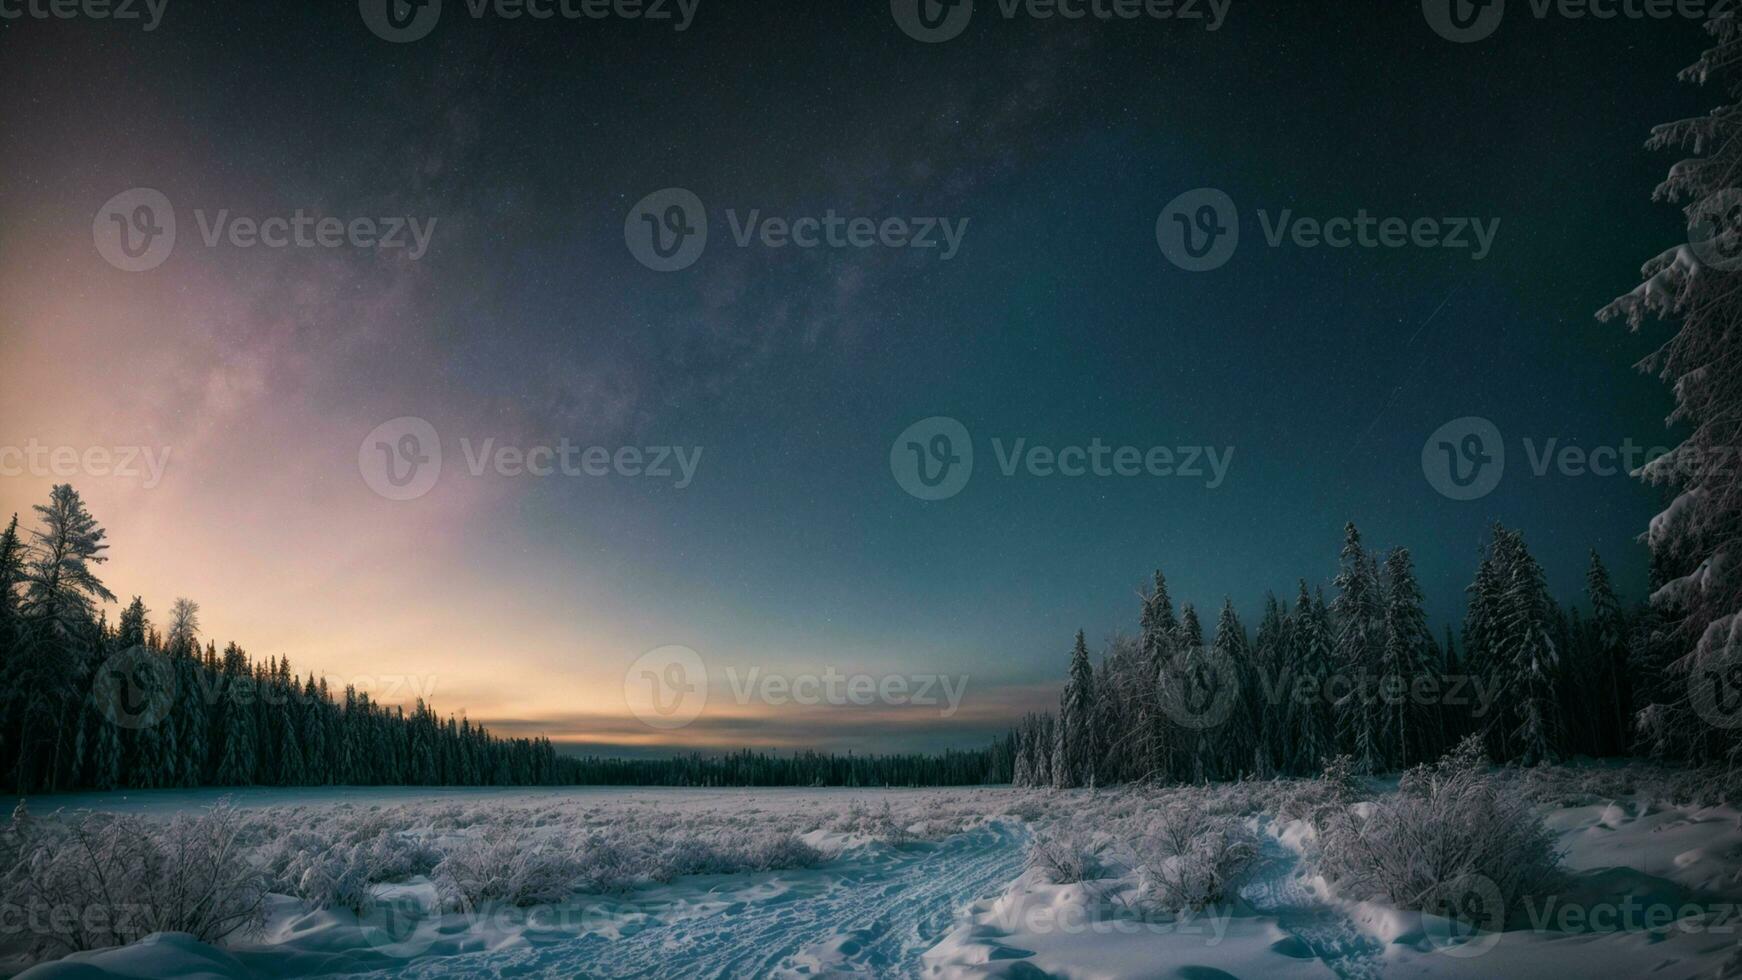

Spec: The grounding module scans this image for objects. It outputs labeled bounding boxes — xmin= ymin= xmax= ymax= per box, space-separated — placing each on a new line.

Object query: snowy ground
xmin=7 ymin=767 xmax=1742 ymax=979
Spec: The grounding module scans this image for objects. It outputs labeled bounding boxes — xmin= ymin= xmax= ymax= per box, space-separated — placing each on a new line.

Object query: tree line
xmin=0 ymin=485 xmax=1010 ymax=794
xmin=1012 ymin=522 xmax=1652 ymax=788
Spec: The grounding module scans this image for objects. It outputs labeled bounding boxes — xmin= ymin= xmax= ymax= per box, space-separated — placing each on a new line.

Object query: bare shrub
xmin=1318 ymin=736 xmax=1561 ymax=923
xmin=1025 ymin=822 xmax=1109 ymax=884
xmin=6 ymin=801 xmax=266 ymax=956
xmin=433 ymin=833 xmax=583 ymax=911
xmin=1127 ymin=805 xmax=1259 ymax=912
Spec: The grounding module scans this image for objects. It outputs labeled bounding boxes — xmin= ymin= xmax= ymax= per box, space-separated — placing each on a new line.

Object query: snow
xmin=10 ymin=769 xmax=1742 ymax=979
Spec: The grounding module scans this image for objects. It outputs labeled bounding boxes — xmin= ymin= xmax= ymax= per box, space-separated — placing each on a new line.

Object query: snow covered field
xmin=5 ymin=765 xmax=1741 ymax=979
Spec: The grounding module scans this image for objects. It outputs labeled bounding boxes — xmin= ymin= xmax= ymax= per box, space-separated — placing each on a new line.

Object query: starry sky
xmin=0 ymin=1 xmax=1704 ymax=755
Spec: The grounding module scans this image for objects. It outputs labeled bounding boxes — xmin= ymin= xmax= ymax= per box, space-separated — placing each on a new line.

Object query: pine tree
xmin=1492 ymin=527 xmax=1562 ymax=764
xmin=214 ymin=643 xmax=256 ymax=785
xmin=1136 ymin=571 xmax=1178 ymax=780
xmin=11 ymin=486 xmax=115 ymax=792
xmin=1583 ymin=552 xmax=1631 ymax=755
xmin=1212 ymin=598 xmax=1255 ymax=778
xmin=1463 ymin=551 xmax=1507 ymax=758
xmin=0 ymin=515 xmax=24 ymax=776
xmin=1283 ymin=583 xmax=1337 ymax=774
xmin=1331 ymin=523 xmax=1383 ymax=772
xmin=1056 ymin=630 xmax=1097 ymax=788
xmin=1251 ymin=593 xmax=1290 ymax=776
xmin=1600 ymin=14 xmax=1742 ymax=767
xmin=1378 ymin=548 xmax=1436 ymax=768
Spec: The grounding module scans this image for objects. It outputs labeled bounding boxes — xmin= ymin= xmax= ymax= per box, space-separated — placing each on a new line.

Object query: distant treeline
xmin=0 ymin=485 xmax=1011 ymax=795
xmin=1012 ymin=522 xmax=1663 ymax=788
xmin=565 ymin=745 xmax=1014 ymax=787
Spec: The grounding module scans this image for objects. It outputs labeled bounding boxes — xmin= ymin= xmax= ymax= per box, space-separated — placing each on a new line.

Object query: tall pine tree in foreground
xmin=12 ymin=486 xmax=115 ymax=792
xmin=1600 ymin=12 xmax=1742 ymax=767
xmin=1054 ymin=631 xmax=1096 ymax=788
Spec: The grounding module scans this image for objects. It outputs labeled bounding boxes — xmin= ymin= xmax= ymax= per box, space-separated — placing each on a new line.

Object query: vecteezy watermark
xmin=93 ymin=644 xmax=443 ymax=730
xmin=1420 ymin=873 xmax=1505 ymax=958
xmin=624 ymin=188 xmax=969 ymax=272
xmin=1423 ymin=0 xmax=1733 ymax=44
xmin=0 ymin=0 xmax=168 ymax=31
xmin=359 ymin=898 xmax=615 ymax=960
xmin=1521 ymin=895 xmax=1739 ymax=935
xmin=1689 ymin=633 xmax=1742 ymax=730
xmin=359 ymin=0 xmax=699 ymax=43
xmin=357 ymin=417 xmax=702 ymax=500
xmin=1422 ymin=417 xmax=1506 ymax=501
xmin=624 ymin=645 xmax=709 ymax=730
xmin=359 ymin=417 xmax=444 ymax=501
xmin=1421 ymin=416 xmax=1726 ymax=501
xmin=623 ymin=645 xmax=970 ymax=730
xmin=889 ymin=417 xmax=1234 ymax=501
xmin=987 ymin=892 xmax=1236 ymax=943
xmin=1153 ymin=645 xmax=1498 ymax=733
xmin=1688 ymin=187 xmax=1742 ymax=272
xmin=724 ymin=666 xmax=969 ymax=717
xmin=93 ymin=189 xmax=438 ymax=272
xmin=1157 ymin=189 xmax=1500 ymax=272
xmin=0 ymin=440 xmax=172 ymax=489
xmin=92 ymin=188 xmax=176 ymax=272
xmin=890 ymin=0 xmax=1230 ymax=44
xmin=93 ymin=646 xmax=173 ymax=730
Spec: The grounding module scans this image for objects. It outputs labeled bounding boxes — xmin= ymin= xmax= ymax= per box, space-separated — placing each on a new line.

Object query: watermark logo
xmin=1422 ymin=0 xmax=1504 ymax=43
xmin=625 ymin=187 xmax=709 ymax=271
xmin=0 ymin=441 xmax=172 ymax=489
xmin=893 ymin=0 xmax=1228 ymax=42
xmin=725 ymin=666 xmax=969 ymax=716
xmin=1157 ymin=647 xmax=1241 ymax=730
xmin=1421 ymin=873 xmax=1505 ymax=958
xmin=362 ymin=0 xmax=696 ymax=39
xmin=1425 ymin=0 xmax=1733 ymax=43
xmin=0 ymin=0 xmax=168 ymax=31
xmin=1422 ymin=417 xmax=1505 ymax=501
xmin=1159 ymin=190 xmax=1498 ymax=272
xmin=626 ymin=189 xmax=969 ymax=270
xmin=357 ymin=893 xmax=439 ymax=958
xmin=1157 ymin=188 xmax=1239 ymax=272
xmin=1690 ymin=633 xmax=1742 ymax=730
xmin=625 ymin=644 xmax=708 ymax=729
xmin=891 ymin=0 xmax=973 ymax=42
xmin=93 ymin=646 xmax=174 ymax=730
xmin=93 ymin=188 xmax=176 ymax=273
xmin=891 ymin=417 xmax=975 ymax=501
xmin=891 ymin=419 xmax=1235 ymax=499
xmin=1689 ymin=188 xmax=1742 ymax=273
xmin=95 ymin=190 xmax=436 ymax=266
xmin=360 ymin=0 xmax=442 ymax=42
xmin=359 ymin=417 xmax=442 ymax=501
xmin=1421 ymin=421 xmax=1714 ymax=500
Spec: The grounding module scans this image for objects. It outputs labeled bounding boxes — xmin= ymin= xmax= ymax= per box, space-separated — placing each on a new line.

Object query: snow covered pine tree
xmin=1600 ymin=12 xmax=1742 ymax=766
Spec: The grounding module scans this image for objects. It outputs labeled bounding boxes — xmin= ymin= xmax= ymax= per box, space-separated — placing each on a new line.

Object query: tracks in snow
xmin=1240 ymin=827 xmax=1383 ymax=980
xmin=369 ymin=819 xmax=1030 ymax=980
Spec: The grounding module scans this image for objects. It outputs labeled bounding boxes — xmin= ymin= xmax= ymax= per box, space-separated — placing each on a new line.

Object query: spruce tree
xmin=1600 ymin=14 xmax=1742 ymax=766
xmin=13 ymin=486 xmax=115 ymax=792
xmin=1331 ymin=523 xmax=1383 ymax=772
xmin=1378 ymin=548 xmax=1435 ymax=768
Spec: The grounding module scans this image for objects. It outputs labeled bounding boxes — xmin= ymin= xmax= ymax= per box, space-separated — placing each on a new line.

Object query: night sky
xmin=0 ymin=1 xmax=1703 ymax=754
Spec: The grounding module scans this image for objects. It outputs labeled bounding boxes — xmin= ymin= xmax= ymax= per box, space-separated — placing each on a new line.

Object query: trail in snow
xmin=1240 ymin=829 xmax=1383 ymax=980
xmin=359 ymin=820 xmax=1030 ymax=980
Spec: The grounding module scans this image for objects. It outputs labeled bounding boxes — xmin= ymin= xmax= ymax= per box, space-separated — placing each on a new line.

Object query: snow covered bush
xmin=1025 ymin=822 xmax=1108 ymax=883
xmin=1276 ymin=755 xmax=1364 ymax=828
xmin=5 ymin=802 xmax=266 ymax=955
xmin=433 ymin=832 xmax=585 ymax=911
xmin=1127 ymin=804 xmax=1259 ymax=912
xmin=1317 ymin=737 xmax=1561 ymax=923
